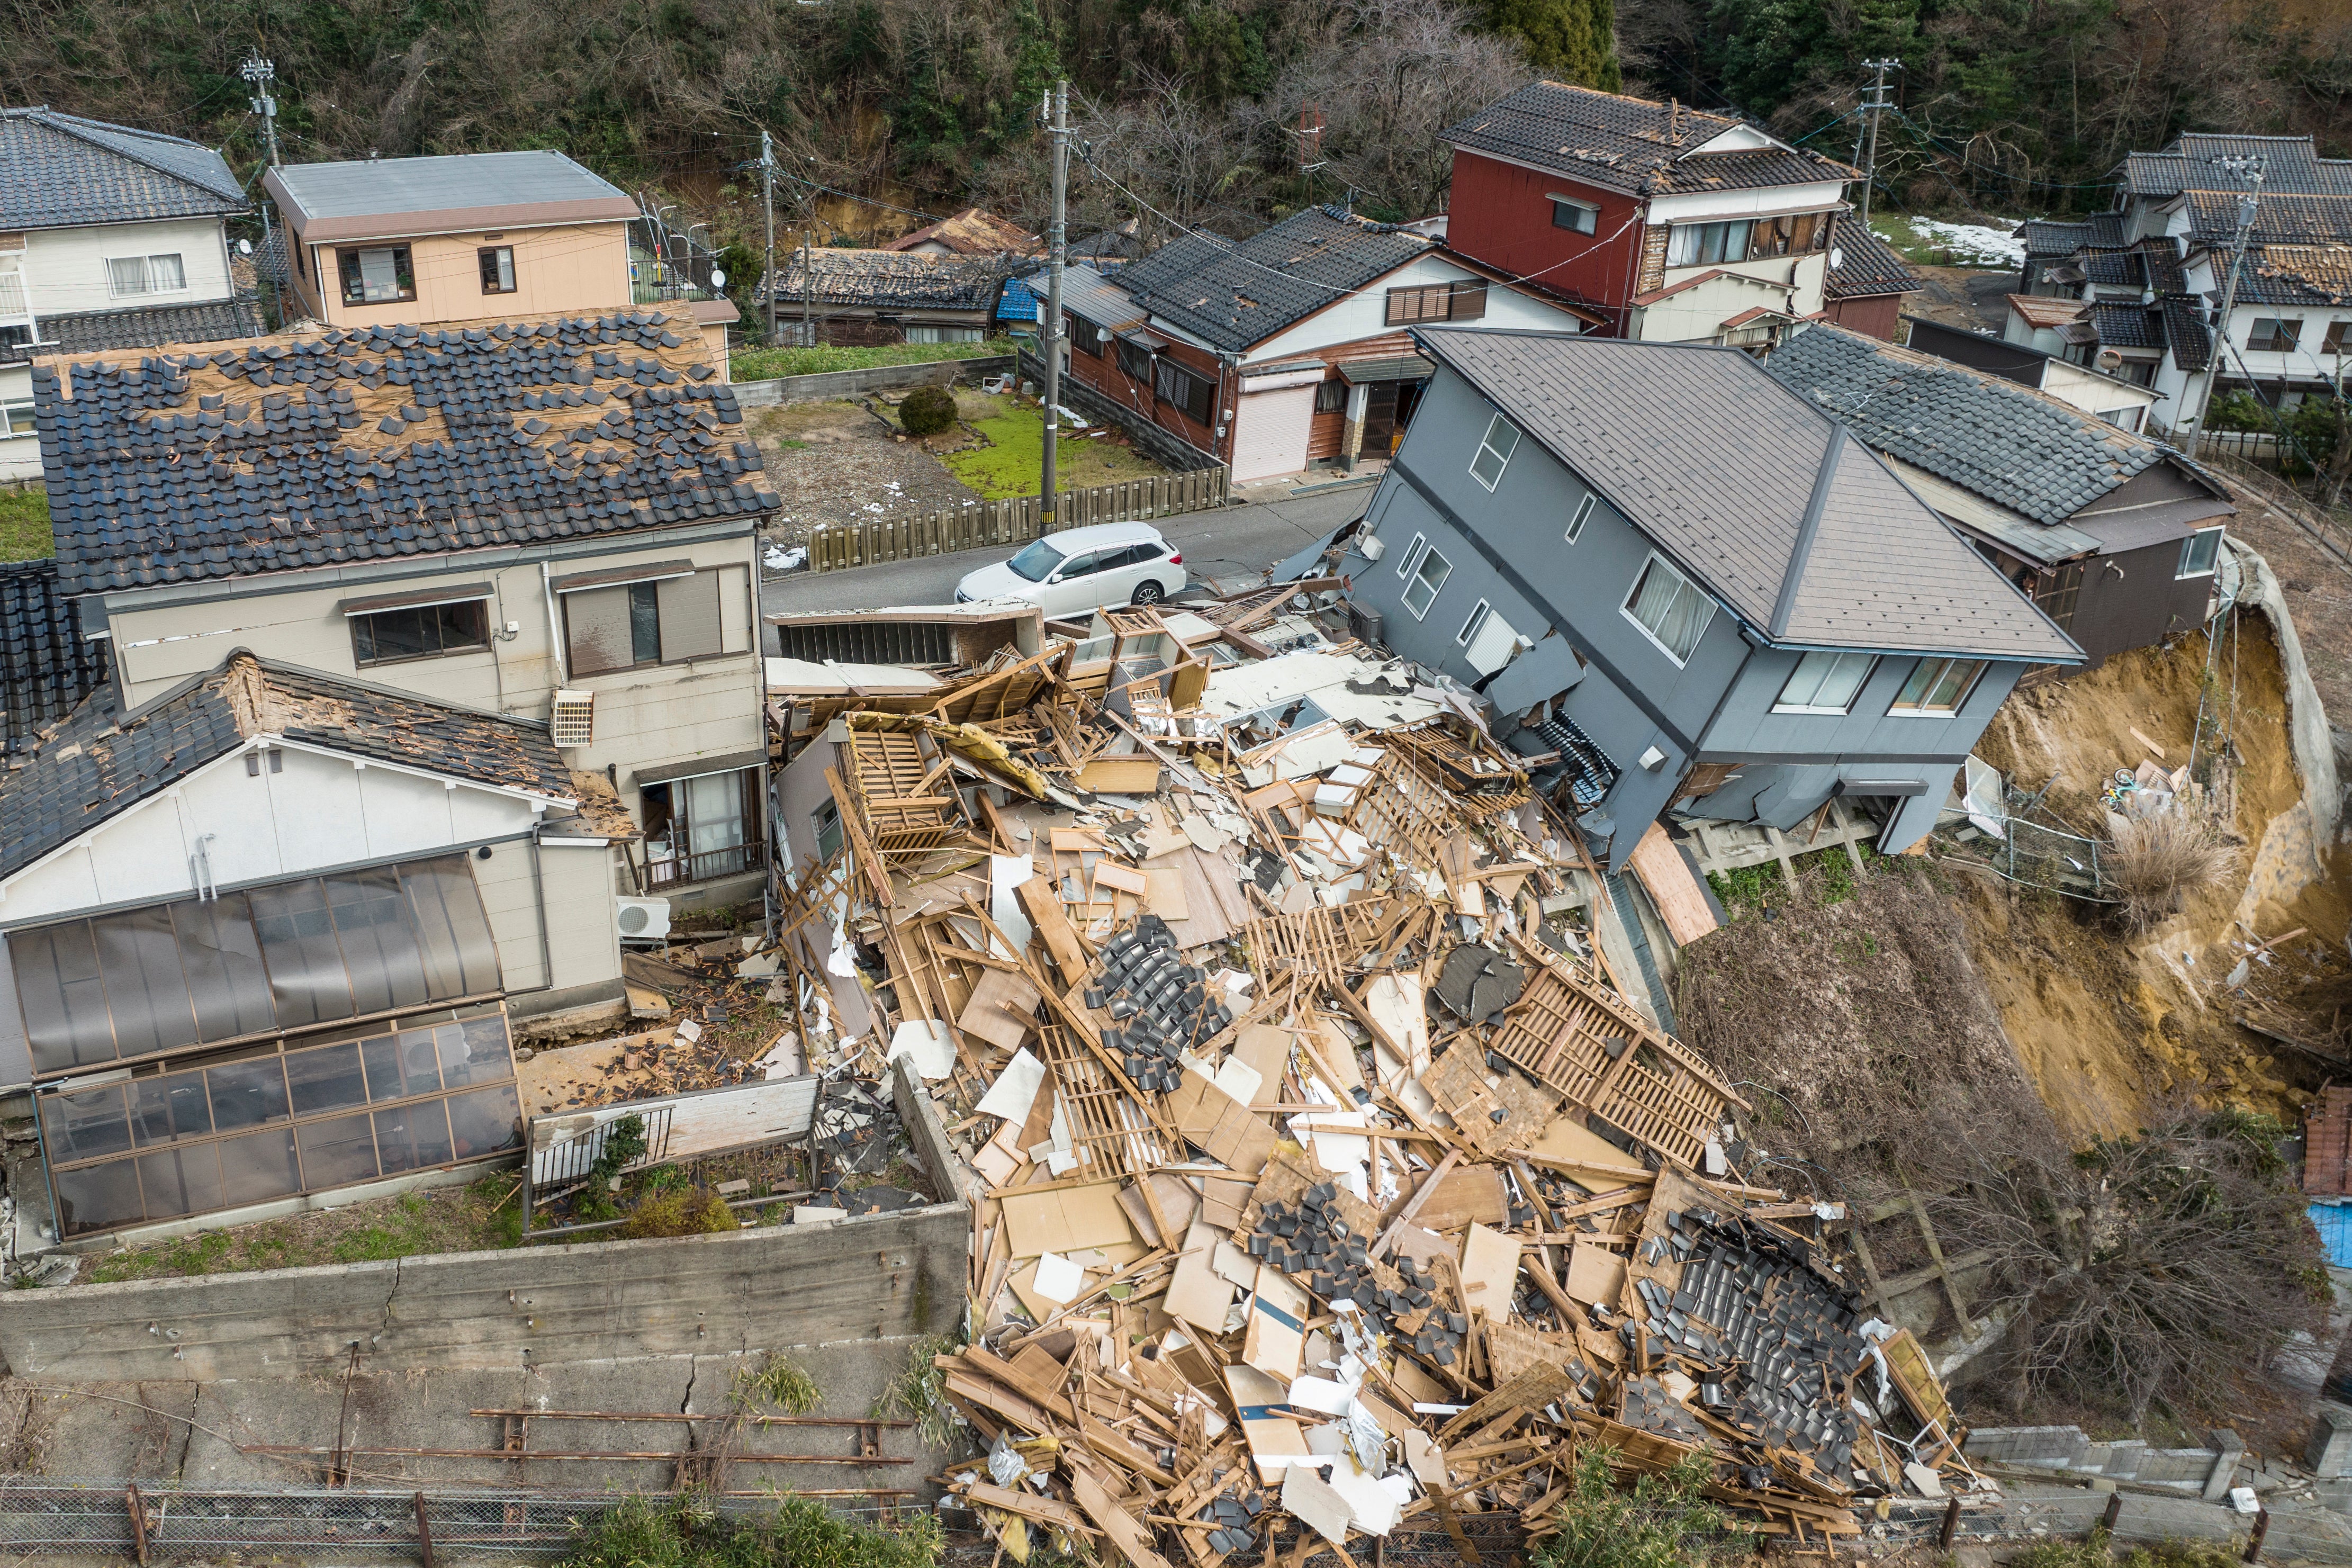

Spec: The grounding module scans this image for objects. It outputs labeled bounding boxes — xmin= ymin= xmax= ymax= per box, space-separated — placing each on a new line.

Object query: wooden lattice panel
xmin=1037 ymin=1023 xmax=1176 ymax=1178
xmin=1241 ymin=897 xmax=1412 ymax=981
xmin=1385 ymin=723 xmax=1533 ymax=817
xmin=1341 ymin=751 xmax=1456 ymax=864
xmin=848 ymin=729 xmax=960 ymax=858
xmin=1488 ymin=963 xmax=1732 ymax=1168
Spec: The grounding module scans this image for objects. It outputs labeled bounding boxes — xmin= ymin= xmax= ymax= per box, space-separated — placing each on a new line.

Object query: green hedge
xmin=732 ymin=340 xmax=1008 ymax=384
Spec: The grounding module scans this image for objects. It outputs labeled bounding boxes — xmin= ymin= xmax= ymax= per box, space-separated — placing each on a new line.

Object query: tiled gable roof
xmin=1764 ymin=322 xmax=2171 ymax=528
xmin=2169 ymin=134 xmax=2352 ymax=196
xmin=2121 ymin=153 xmax=2188 ymax=199
xmin=758 ymin=248 xmax=1016 ymax=312
xmin=1115 ymin=206 xmax=1428 ymax=353
xmin=39 ymin=299 xmax=266 ymax=357
xmin=2160 ymin=296 xmax=2212 ymax=371
xmin=2230 ymin=244 xmax=2352 ymax=307
xmin=1823 ymin=217 xmax=1920 ymax=300
xmin=2083 ymin=301 xmax=2167 ymax=349
xmin=0 ymin=651 xmax=574 ymax=882
xmin=35 ymin=310 xmax=773 ymax=595
xmin=2183 ymin=190 xmax=2352 ymax=246
xmin=1415 ymin=326 xmax=2077 ymax=662
xmin=2018 ymin=214 xmax=2125 ymax=259
xmin=880 ymin=207 xmax=1041 ymax=256
xmin=0 ymin=107 xmax=246 ymax=230
xmin=1444 ymin=82 xmax=1857 ymax=197
xmin=0 ymin=560 xmax=108 ymax=753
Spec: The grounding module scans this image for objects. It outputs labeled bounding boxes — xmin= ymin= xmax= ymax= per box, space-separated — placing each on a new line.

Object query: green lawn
xmin=732 ymin=338 xmax=1010 ymax=383
xmin=943 ymin=402 xmax=1168 ymax=499
xmin=0 ymin=489 xmax=52 ymax=562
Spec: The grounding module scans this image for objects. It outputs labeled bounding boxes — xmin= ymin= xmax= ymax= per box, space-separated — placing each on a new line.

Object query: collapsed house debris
xmin=759 ymin=586 xmax=1980 ymax=1555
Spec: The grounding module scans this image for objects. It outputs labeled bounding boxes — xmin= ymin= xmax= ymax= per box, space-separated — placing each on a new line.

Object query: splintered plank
xmin=1037 ymin=1021 xmax=1179 ymax=1179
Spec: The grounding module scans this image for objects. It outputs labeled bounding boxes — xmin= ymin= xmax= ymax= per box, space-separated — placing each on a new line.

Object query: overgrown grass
xmin=942 ymin=404 xmax=1168 ymax=499
xmin=2011 ymin=1530 xmax=2240 ymax=1568
xmin=1705 ymin=837 xmax=1881 ymax=919
xmin=86 ymin=1173 xmax=524 ymax=1282
xmin=1526 ymin=1448 xmax=1734 ymax=1568
xmin=872 ymin=1332 xmax=960 ymax=1447
xmin=0 ymin=489 xmax=52 ymax=562
xmin=732 ymin=339 xmax=1007 ymax=383
xmin=560 ymin=1493 xmax=942 ymax=1568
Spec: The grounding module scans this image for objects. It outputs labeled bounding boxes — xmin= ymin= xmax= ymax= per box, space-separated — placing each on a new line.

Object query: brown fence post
xmin=1936 ymin=1495 xmax=1960 ymax=1550
xmin=125 ymin=1485 xmax=150 ymax=1567
xmin=2245 ymin=1507 xmax=2270 ymax=1562
xmin=416 ymin=1491 xmax=438 ymax=1568
xmin=2099 ymin=1491 xmax=2123 ymax=1533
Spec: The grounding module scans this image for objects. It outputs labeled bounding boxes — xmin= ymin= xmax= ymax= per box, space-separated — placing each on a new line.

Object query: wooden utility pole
xmin=761 ymin=127 xmax=778 ymax=347
xmin=1040 ymin=82 xmax=1068 ymax=536
xmin=1857 ymin=59 xmax=1899 ymax=226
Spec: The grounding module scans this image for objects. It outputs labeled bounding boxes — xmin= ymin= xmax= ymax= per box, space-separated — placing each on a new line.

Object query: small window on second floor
xmin=1470 ymin=413 xmax=1518 ymax=491
xmin=2324 ymin=320 xmax=2349 ymax=355
xmin=1623 ymin=553 xmax=1713 ymax=665
xmin=1890 ymin=656 xmax=1987 ymax=715
xmin=2247 ymin=317 xmax=2301 ymax=353
xmin=1402 ymin=544 xmax=1452 ymax=619
xmin=1564 ymin=492 xmax=1597 ymax=544
xmin=339 ymin=245 xmax=416 ymax=306
xmin=1396 ymin=531 xmax=1427 ymax=580
xmin=1772 ymin=650 xmax=1876 ymax=714
xmin=352 ymin=599 xmax=491 ymax=666
xmin=1457 ymin=599 xmax=1491 ymax=647
xmin=479 ymin=246 xmax=517 ymax=295
xmin=1549 ymin=195 xmax=1598 ymax=235
xmin=106 ymin=254 xmax=186 ymax=297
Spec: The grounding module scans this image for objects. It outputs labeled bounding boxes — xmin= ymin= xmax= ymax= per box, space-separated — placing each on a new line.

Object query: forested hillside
xmin=1 ymin=0 xmax=2344 ymax=255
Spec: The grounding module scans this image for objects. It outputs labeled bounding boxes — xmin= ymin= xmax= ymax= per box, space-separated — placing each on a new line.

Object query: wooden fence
xmin=2196 ymin=429 xmax=2282 ymax=470
xmin=803 ymin=466 xmax=1231 ymax=573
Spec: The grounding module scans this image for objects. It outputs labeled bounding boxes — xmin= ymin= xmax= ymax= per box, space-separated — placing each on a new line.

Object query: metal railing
xmin=646 ymin=841 xmax=759 ymax=887
xmin=1935 ymin=807 xmax=2111 ymax=900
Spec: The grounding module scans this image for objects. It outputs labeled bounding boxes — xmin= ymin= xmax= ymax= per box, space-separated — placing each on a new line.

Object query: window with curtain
xmin=1772 ymin=651 xmax=1876 ymax=714
xmin=337 ymin=245 xmax=416 ymax=305
xmin=105 ymin=255 xmax=186 ymax=296
xmin=10 ymin=855 xmax=502 ymax=1078
xmin=565 ymin=570 xmax=732 ymax=675
xmin=2176 ymin=528 xmax=2223 ymax=579
xmin=1622 ymin=555 xmax=1714 ymax=664
xmin=1665 ymin=221 xmax=1755 ymax=268
xmin=646 ymin=769 xmax=759 ymax=888
xmin=1890 ymin=657 xmax=1988 ymax=714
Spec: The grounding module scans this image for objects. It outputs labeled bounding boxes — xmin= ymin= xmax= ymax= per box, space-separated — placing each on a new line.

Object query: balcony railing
xmin=644 ymin=841 xmax=760 ymax=889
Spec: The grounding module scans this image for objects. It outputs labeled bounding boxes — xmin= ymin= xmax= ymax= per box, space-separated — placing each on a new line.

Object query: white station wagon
xmin=953 ymin=521 xmax=1187 ymax=617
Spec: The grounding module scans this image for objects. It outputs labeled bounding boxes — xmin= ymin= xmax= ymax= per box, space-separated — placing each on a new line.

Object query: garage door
xmin=1231 ymin=385 xmax=1315 ymax=482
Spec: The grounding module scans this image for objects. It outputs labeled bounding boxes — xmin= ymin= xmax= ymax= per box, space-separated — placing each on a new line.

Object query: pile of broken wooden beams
xmin=768 ymin=605 xmax=1978 ymax=1567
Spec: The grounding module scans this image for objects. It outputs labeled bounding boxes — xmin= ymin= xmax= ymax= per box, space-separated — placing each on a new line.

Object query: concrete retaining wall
xmin=1965 ymin=1423 xmax=2243 ymax=1501
xmin=734 ymin=355 xmax=1013 ymax=409
xmin=0 ymin=1198 xmax=966 ymax=1382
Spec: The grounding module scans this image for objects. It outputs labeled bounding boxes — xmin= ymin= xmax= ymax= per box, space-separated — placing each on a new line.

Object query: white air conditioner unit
xmin=615 ymin=896 xmax=671 ymax=944
xmin=1359 ymin=533 xmax=1386 ymax=562
xmin=551 ymin=688 xmax=594 ymax=747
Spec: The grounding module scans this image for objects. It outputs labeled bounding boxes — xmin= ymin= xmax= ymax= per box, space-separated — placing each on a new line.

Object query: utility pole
xmin=2179 ymin=154 xmax=2265 ymax=448
xmin=1856 ymin=59 xmax=1899 ymax=226
xmin=1040 ymin=80 xmax=1069 ymax=537
xmin=760 ymin=127 xmax=778 ymax=347
xmin=242 ymin=53 xmax=284 ymax=329
xmin=801 ymin=231 xmax=814 ymax=347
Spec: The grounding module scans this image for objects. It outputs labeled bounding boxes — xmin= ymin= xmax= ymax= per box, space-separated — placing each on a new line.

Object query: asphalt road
xmin=758 ymin=481 xmax=1371 ymax=619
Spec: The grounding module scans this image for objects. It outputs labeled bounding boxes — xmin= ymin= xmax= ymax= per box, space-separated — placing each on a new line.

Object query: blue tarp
xmin=2311 ymin=1202 xmax=2352 ymax=1267
xmin=998 ymin=276 xmax=1043 ymax=322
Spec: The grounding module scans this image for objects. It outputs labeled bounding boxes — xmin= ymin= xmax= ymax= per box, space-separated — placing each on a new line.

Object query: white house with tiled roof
xmin=0 ymin=107 xmax=262 ymax=480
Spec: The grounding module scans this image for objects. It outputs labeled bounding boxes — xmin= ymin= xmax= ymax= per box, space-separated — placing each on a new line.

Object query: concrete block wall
xmin=1964 ymin=1423 xmax=2240 ymax=1499
xmin=0 ymin=1200 xmax=966 ymax=1383
xmin=734 ymin=356 xmax=1014 ymax=409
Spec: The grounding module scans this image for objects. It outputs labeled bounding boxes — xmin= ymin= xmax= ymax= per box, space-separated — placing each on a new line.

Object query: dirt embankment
xmin=1971 ymin=616 xmax=2351 ymax=1139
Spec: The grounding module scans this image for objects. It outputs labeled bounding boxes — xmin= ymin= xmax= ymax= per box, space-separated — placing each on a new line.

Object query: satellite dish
xmin=2097 ymin=347 xmax=2124 ymax=370
xmin=709 ymin=267 xmax=727 ymax=287
xmin=1828 ymin=246 xmax=1845 ymax=270
xmin=238 ymin=238 xmax=253 ymax=255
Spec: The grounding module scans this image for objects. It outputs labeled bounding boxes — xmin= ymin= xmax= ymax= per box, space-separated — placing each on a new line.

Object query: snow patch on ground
xmin=1896 ymin=217 xmax=2030 ymax=268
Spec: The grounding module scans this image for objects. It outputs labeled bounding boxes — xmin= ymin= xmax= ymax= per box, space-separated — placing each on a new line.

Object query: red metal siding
xmin=1445 ymin=151 xmax=1644 ymax=335
xmin=1824 ymin=293 xmax=1904 ymax=342
xmin=1062 ymin=313 xmax=1225 ymax=456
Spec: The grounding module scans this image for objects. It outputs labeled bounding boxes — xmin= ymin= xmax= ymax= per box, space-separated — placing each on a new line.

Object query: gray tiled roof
xmin=1823 ymin=217 xmax=1920 ymax=300
xmin=1416 ymin=326 xmax=2077 ymax=662
xmin=2121 ymin=153 xmax=2188 ymax=199
xmin=36 ymin=310 xmax=773 ymax=596
xmin=2229 ymin=245 xmax=2352 ymax=307
xmin=2018 ymin=213 xmax=2125 ymax=258
xmin=1764 ymin=322 xmax=2173 ymax=527
xmin=0 ymin=108 xmax=247 ymax=230
xmin=1115 ymin=207 xmax=1428 ymax=352
xmin=0 ymin=650 xmax=574 ymax=881
xmin=40 ymin=298 xmax=266 ymax=356
xmin=758 ymin=248 xmax=1016 ymax=312
xmin=2161 ymin=297 xmax=2212 ymax=371
xmin=0 ymin=560 xmax=107 ymax=753
xmin=2168 ymin=135 xmax=2352 ymax=196
xmin=1444 ymin=82 xmax=1857 ymax=197
xmin=2183 ymin=190 xmax=2352 ymax=245
xmin=2084 ymin=301 xmax=2166 ymax=349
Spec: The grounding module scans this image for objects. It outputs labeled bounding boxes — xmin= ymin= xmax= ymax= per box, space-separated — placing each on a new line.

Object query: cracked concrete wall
xmin=0 ymin=1200 xmax=966 ymax=1384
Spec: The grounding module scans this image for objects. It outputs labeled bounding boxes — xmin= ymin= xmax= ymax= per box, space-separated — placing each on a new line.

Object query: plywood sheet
xmin=1565 ymin=1239 xmax=1627 ymax=1306
xmin=960 ymin=966 xmax=1044 ymax=1052
xmin=1628 ymin=821 xmax=1719 ymax=946
xmin=1076 ymin=756 xmax=1163 ymax=795
xmin=1166 ymin=1067 xmax=1276 ymax=1175
xmin=1001 ymin=1179 xmax=1137 ymax=1258
xmin=1458 ymin=1222 xmax=1520 ymax=1317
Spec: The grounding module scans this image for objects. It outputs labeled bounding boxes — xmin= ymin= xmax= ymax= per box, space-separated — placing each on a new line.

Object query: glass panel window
xmin=338 ymin=245 xmax=416 ymax=305
xmin=297 ymin=1112 xmax=381 ymax=1188
xmin=815 ymin=798 xmax=844 ymax=863
xmin=1772 ymin=651 xmax=1877 ymax=714
xmin=137 ymin=1145 xmax=221 ymax=1220
xmin=208 ymin=1056 xmax=290 ymax=1132
xmin=446 ymin=1083 xmax=525 ymax=1160
xmin=479 ymin=245 xmax=517 ymax=294
xmin=1402 ymin=545 xmax=1452 ymax=620
xmin=2177 ymin=527 xmax=2223 ymax=579
xmin=1564 ymin=493 xmax=1596 ymax=544
xmin=396 ymin=1026 xmax=445 ymax=1095
xmin=1469 ymin=414 xmax=1518 ymax=492
xmin=105 ymin=255 xmax=185 ymax=296
xmin=351 ymin=600 xmax=490 ymax=665
xmin=42 ymin=1084 xmax=133 ymax=1162
xmin=55 ymin=1160 xmax=143 ymax=1237
xmin=628 ymin=581 xmax=662 ymax=664
xmin=362 ymin=1035 xmax=408 ymax=1101
xmin=375 ymin=1101 xmax=454 ymax=1174
xmin=178 ymin=895 xmax=276 ymax=1043
xmin=250 ymin=878 xmax=352 ymax=1028
xmin=219 ymin=1128 xmax=303 ymax=1206
xmin=1623 ymin=555 xmax=1715 ymax=665
xmin=1551 ymin=197 xmax=1598 ymax=235
xmin=130 ymin=1070 xmax=214 ymax=1146
xmin=1667 ymin=220 xmax=1754 ymax=267
xmin=1115 ymin=337 xmax=1154 ymax=382
xmin=14 ymin=920 xmax=118 ymax=1073
xmin=91 ymin=905 xmax=200 ymax=1059
xmin=1890 ymin=657 xmax=1988 ymax=714
xmin=1395 ymin=533 xmax=1426 ymax=580
xmin=2246 ymin=318 xmax=2300 ymax=353
xmin=443 ymin=1016 xmax=511 ymax=1089
xmin=1314 ymin=380 xmax=1346 ymax=414
xmin=1457 ymin=600 xmax=1491 ymax=647
xmin=286 ymin=1041 xmax=371 ymax=1116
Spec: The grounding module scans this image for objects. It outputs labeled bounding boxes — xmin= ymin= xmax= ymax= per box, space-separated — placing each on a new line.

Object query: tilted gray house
xmin=1337 ymin=328 xmax=2081 ymax=869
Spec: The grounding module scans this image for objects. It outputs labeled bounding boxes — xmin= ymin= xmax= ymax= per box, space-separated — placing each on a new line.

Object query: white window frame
xmin=1888 ymin=656 xmax=1988 ymax=716
xmin=2176 ymin=526 xmax=2224 ymax=580
xmin=1402 ymin=545 xmax=1452 ymax=621
xmin=1548 ymin=194 xmax=1598 ymax=235
xmin=1469 ymin=414 xmax=1519 ymax=492
xmin=105 ymin=253 xmax=188 ymax=299
xmin=1619 ymin=552 xmax=1715 ymax=668
xmin=1770 ymin=650 xmax=1877 ymax=715
xmin=0 ymin=398 xmax=34 ymax=437
xmin=1457 ymin=599 xmax=1491 ymax=647
xmin=1395 ymin=531 xmax=1427 ymax=580
xmin=1564 ymin=492 xmax=1597 ymax=544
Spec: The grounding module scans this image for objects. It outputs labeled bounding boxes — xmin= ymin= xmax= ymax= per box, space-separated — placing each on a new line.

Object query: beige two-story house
xmin=262 ymin=150 xmax=736 ymax=372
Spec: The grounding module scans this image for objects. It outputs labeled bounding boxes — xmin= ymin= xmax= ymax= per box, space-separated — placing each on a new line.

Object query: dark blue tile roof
xmin=1116 ymin=206 xmax=1428 ymax=353
xmin=40 ymin=298 xmax=266 ymax=356
xmin=0 ymin=108 xmax=247 ymax=229
xmin=0 ymin=560 xmax=108 ymax=753
xmin=1823 ymin=217 xmax=1920 ymax=300
xmin=36 ymin=310 xmax=776 ymax=595
xmin=0 ymin=650 xmax=574 ymax=881
xmin=1444 ymin=82 xmax=1856 ymax=197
